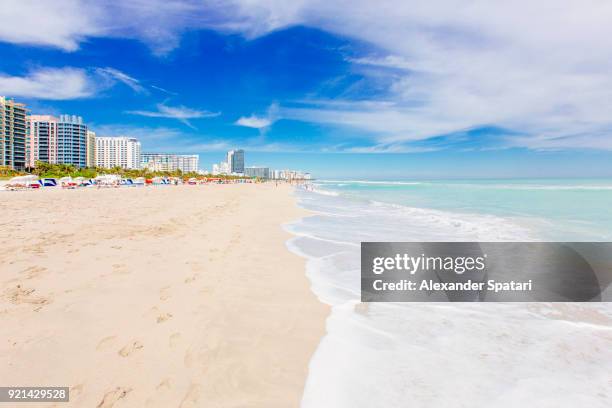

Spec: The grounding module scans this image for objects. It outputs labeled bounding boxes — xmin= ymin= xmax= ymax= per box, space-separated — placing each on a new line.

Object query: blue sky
xmin=1 ymin=1 xmax=612 ymax=178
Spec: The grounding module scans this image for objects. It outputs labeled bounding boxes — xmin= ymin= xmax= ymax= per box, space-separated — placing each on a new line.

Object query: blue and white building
xmin=57 ymin=114 xmax=88 ymax=168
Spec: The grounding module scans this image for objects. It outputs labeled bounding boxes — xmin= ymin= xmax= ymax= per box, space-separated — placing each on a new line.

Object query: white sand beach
xmin=0 ymin=184 xmax=328 ymax=407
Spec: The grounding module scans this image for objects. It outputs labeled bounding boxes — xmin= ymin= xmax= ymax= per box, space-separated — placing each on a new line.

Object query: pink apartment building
xmin=27 ymin=115 xmax=58 ymax=168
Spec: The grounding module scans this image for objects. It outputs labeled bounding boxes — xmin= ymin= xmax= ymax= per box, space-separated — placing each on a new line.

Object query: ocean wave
xmin=316 ymin=179 xmax=423 ymax=185
xmin=441 ymin=183 xmax=612 ymax=191
xmin=304 ymin=185 xmax=340 ymax=197
xmin=287 ymin=186 xmax=612 ymax=408
xmin=316 ymin=179 xmax=612 ymax=191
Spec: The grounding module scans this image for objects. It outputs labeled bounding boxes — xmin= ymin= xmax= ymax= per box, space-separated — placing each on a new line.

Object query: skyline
xmin=7 ymin=93 xmax=612 ymax=179
xmin=2 ymin=1 xmax=612 ymax=177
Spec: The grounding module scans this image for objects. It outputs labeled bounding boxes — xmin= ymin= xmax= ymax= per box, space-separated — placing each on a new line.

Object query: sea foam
xmin=286 ymin=186 xmax=612 ymax=408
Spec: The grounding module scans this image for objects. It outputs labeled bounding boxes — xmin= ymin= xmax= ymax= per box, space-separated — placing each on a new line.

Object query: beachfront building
xmin=27 ymin=115 xmax=59 ymax=168
xmin=26 ymin=115 xmax=93 ymax=169
xmin=86 ymin=130 xmax=96 ymax=167
xmin=141 ymin=153 xmax=199 ymax=173
xmin=212 ymin=161 xmax=230 ymax=175
xmin=0 ymin=96 xmax=27 ymax=170
xmin=96 ymin=137 xmax=141 ymax=169
xmin=176 ymin=155 xmax=199 ymax=172
xmin=244 ymin=166 xmax=270 ymax=179
xmin=227 ymin=149 xmax=245 ymax=174
xmin=57 ymin=115 xmax=88 ymax=168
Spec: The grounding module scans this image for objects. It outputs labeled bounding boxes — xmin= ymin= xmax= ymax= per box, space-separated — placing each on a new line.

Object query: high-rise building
xmin=212 ymin=161 xmax=230 ymax=175
xmin=27 ymin=115 xmax=58 ymax=167
xmin=86 ymin=130 xmax=96 ymax=168
xmin=57 ymin=114 xmax=87 ymax=168
xmin=244 ymin=166 xmax=270 ymax=179
xmin=0 ymin=96 xmax=27 ymax=170
xmin=226 ymin=149 xmax=245 ymax=174
xmin=175 ymin=155 xmax=198 ymax=173
xmin=96 ymin=137 xmax=141 ymax=169
xmin=141 ymin=153 xmax=199 ymax=173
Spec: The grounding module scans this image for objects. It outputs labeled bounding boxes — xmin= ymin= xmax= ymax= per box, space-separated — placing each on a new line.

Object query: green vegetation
xmin=32 ymin=162 xmax=97 ymax=179
xmin=29 ymin=162 xmax=250 ymax=180
xmin=0 ymin=165 xmax=25 ymax=179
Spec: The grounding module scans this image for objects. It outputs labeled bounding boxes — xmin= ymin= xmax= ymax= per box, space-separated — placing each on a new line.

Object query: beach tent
xmin=39 ymin=178 xmax=57 ymax=187
xmin=59 ymin=176 xmax=77 ymax=189
xmin=95 ymin=174 xmax=121 ymax=187
xmin=134 ymin=177 xmax=145 ymax=186
xmin=188 ymin=177 xmax=198 ymax=185
xmin=73 ymin=176 xmax=90 ymax=187
xmin=6 ymin=175 xmax=40 ymax=190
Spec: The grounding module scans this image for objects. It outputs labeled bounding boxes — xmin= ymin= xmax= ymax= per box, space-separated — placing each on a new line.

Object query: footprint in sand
xmin=178 ymin=383 xmax=201 ymax=408
xmin=4 ymin=285 xmax=51 ymax=309
xmin=188 ymin=262 xmax=203 ymax=272
xmin=112 ymin=264 xmax=129 ymax=275
xmin=118 ymin=341 xmax=144 ymax=357
xmin=169 ymin=332 xmax=181 ymax=348
xmin=159 ymin=286 xmax=171 ymax=301
xmin=183 ymin=349 xmax=195 ymax=368
xmin=184 ymin=274 xmax=199 ymax=284
xmin=96 ymin=387 xmax=132 ymax=408
xmin=156 ymin=378 xmax=172 ymax=391
xmin=229 ymin=232 xmax=242 ymax=245
xmin=96 ymin=336 xmax=116 ymax=351
xmin=22 ymin=266 xmax=47 ymax=279
xmin=70 ymin=384 xmax=84 ymax=398
xmin=157 ymin=313 xmax=173 ymax=323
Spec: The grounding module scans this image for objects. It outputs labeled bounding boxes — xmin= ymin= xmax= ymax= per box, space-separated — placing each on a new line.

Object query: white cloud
xmin=95 ymin=67 xmax=147 ymax=93
xmin=219 ymin=0 xmax=612 ymax=150
xmin=150 ymin=85 xmax=178 ymax=95
xmin=91 ymin=124 xmax=183 ymax=142
xmin=126 ymin=103 xmax=220 ymax=128
xmin=235 ymin=103 xmax=279 ymax=131
xmin=0 ymin=0 xmax=201 ymax=54
xmin=89 ymin=124 xmax=303 ymax=153
xmin=347 ymin=55 xmax=414 ymax=71
xmin=91 ymin=124 xmax=224 ymax=152
xmin=0 ymin=66 xmax=158 ymax=100
xmin=4 ymin=1 xmax=612 ymax=149
xmin=0 ymin=67 xmax=95 ymax=99
xmin=0 ymin=0 xmax=101 ymax=50
xmin=235 ymin=115 xmax=272 ymax=128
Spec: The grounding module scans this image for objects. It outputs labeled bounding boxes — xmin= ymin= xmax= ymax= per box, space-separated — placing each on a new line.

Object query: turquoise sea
xmin=285 ymin=178 xmax=612 ymax=408
xmin=311 ymin=178 xmax=612 ymax=240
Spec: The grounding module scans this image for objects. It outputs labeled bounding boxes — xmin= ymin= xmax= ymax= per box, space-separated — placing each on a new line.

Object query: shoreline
xmin=287 ymin=185 xmax=612 ymax=408
xmin=0 ymin=183 xmax=328 ymax=407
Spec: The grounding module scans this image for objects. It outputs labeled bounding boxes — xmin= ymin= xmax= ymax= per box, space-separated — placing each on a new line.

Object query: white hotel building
xmin=141 ymin=153 xmax=199 ymax=173
xmin=95 ymin=137 xmax=141 ymax=169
